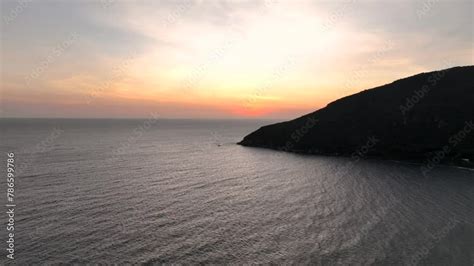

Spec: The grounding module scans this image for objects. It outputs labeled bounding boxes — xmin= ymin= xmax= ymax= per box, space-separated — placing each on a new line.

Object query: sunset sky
xmin=1 ymin=0 xmax=472 ymax=119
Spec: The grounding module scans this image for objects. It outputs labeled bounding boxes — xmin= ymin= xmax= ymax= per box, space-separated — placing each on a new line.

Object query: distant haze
xmin=1 ymin=0 xmax=472 ymax=119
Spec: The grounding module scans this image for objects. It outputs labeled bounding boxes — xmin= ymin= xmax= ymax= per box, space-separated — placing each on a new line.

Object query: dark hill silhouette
xmin=239 ymin=66 xmax=474 ymax=167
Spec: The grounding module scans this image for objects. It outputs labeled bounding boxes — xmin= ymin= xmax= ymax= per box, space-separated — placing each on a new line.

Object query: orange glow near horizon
xmin=1 ymin=1 xmax=472 ymax=118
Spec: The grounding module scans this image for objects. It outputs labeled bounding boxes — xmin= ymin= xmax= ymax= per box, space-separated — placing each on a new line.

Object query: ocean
xmin=0 ymin=118 xmax=473 ymax=265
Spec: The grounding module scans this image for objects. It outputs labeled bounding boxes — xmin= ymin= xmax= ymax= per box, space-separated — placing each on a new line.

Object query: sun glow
xmin=2 ymin=1 xmax=472 ymax=118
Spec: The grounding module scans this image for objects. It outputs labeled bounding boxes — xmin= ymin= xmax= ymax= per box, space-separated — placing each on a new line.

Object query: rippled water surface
xmin=1 ymin=119 xmax=473 ymax=265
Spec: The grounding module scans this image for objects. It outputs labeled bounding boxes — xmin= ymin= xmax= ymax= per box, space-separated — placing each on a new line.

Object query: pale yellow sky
xmin=1 ymin=0 xmax=473 ymax=118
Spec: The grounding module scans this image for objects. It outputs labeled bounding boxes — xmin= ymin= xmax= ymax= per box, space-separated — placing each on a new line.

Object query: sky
xmin=1 ymin=0 xmax=473 ymax=119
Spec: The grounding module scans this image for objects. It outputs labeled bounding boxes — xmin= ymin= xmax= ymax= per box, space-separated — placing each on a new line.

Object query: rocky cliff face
xmin=239 ymin=66 xmax=474 ymax=166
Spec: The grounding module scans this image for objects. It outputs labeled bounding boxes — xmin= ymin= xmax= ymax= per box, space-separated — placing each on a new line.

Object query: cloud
xmin=1 ymin=0 xmax=472 ymax=118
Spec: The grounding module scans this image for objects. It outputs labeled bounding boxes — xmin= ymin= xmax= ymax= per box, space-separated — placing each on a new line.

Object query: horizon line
xmin=0 ymin=116 xmax=284 ymax=121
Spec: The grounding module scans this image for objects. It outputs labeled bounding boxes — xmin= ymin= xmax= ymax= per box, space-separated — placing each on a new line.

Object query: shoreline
xmin=237 ymin=142 xmax=474 ymax=171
